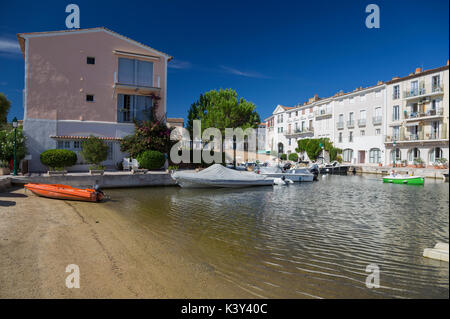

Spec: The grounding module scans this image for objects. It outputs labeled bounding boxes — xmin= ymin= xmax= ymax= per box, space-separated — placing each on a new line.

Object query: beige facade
xmin=385 ymin=65 xmax=449 ymax=166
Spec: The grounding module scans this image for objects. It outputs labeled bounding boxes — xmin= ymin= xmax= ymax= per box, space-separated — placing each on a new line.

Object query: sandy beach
xmin=0 ymin=187 xmax=251 ymax=298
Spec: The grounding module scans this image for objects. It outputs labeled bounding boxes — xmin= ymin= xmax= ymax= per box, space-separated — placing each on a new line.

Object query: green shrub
xmin=137 ymin=150 xmax=165 ymax=169
xmin=280 ymin=153 xmax=287 ymax=160
xmin=40 ymin=149 xmax=77 ymax=170
xmin=80 ymin=135 xmax=108 ymax=167
xmin=288 ymin=153 xmax=298 ymax=162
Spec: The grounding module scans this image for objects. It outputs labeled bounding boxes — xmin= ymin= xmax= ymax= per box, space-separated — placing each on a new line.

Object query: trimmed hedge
xmin=288 ymin=153 xmax=299 ymax=162
xmin=280 ymin=153 xmax=287 ymax=160
xmin=137 ymin=150 xmax=165 ymax=170
xmin=40 ymin=149 xmax=77 ymax=169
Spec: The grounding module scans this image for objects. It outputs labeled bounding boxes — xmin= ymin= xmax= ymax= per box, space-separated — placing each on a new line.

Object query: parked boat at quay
xmin=258 ymin=165 xmax=315 ymax=182
xmin=382 ymin=173 xmax=425 ymax=185
xmin=171 ymin=164 xmax=274 ymax=188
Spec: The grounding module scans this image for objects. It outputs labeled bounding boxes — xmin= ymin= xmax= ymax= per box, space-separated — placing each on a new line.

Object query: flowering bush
xmin=0 ymin=126 xmax=26 ymax=162
xmin=120 ymin=121 xmax=175 ymax=158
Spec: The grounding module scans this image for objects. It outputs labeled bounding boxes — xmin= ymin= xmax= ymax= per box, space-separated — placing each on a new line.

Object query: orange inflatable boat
xmin=24 ymin=183 xmax=104 ymax=202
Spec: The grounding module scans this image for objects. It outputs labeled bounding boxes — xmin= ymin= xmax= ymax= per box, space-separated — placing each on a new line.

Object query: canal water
xmin=104 ymin=175 xmax=449 ymax=298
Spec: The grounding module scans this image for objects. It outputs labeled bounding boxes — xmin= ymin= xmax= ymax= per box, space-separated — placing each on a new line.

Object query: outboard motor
xmin=93 ymin=184 xmax=105 ymax=201
xmin=308 ymin=164 xmax=320 ymax=181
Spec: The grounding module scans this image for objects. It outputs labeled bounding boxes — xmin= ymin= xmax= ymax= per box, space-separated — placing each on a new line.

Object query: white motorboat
xmin=171 ymin=164 xmax=274 ymax=188
xmin=258 ymin=166 xmax=314 ymax=182
xmin=274 ymin=177 xmax=294 ymax=185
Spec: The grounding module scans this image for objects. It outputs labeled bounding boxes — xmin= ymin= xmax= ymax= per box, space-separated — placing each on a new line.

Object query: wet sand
xmin=0 ymin=188 xmax=252 ymax=298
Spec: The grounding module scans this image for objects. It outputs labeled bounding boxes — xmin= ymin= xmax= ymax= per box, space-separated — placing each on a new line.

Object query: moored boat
xmin=171 ymin=164 xmax=274 ymax=188
xmin=382 ymin=175 xmax=424 ymax=185
xmin=24 ymin=183 xmax=105 ymax=202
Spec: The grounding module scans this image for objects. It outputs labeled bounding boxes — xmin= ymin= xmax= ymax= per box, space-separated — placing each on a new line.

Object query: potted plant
xmin=436 ymin=158 xmax=448 ymax=169
xmin=80 ymin=136 xmax=108 ymax=175
xmin=401 ymin=160 xmax=407 ymax=167
xmin=136 ymin=150 xmax=165 ymax=171
xmin=0 ymin=160 xmax=10 ymax=175
xmin=40 ymin=149 xmax=77 ymax=175
xmin=413 ymin=158 xmax=424 ymax=168
xmin=168 ymin=165 xmax=179 ymax=174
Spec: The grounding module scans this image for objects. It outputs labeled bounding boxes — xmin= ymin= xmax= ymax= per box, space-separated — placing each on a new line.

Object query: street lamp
xmin=393 ymin=140 xmax=397 ymax=168
xmin=12 ymin=117 xmax=18 ymax=176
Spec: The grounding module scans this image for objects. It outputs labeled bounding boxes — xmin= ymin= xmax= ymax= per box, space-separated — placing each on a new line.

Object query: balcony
xmin=385 ymin=128 xmax=448 ymax=143
xmin=336 ymin=121 xmax=344 ymax=130
xmin=431 ymin=85 xmax=443 ymax=93
xmin=372 ymin=116 xmax=382 ymax=125
xmin=358 ymin=119 xmax=366 ymax=127
xmin=347 ymin=120 xmax=355 ymax=128
xmin=284 ymin=128 xmax=314 ymax=137
xmin=404 ymin=85 xmax=444 ymax=100
xmin=315 ymin=109 xmax=332 ymax=119
xmin=405 ymin=108 xmax=444 ymax=121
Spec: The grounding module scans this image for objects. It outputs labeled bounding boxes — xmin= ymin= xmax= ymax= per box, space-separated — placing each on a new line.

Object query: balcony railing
xmin=336 ymin=122 xmax=344 ymax=129
xmin=405 ymin=108 xmax=444 ymax=120
xmin=404 ymin=87 xmax=426 ymax=98
xmin=347 ymin=120 xmax=355 ymax=128
xmin=372 ymin=116 xmax=382 ymax=125
xmin=315 ymin=109 xmax=332 ymax=118
xmin=285 ymin=128 xmax=314 ymax=136
xmin=358 ymin=119 xmax=366 ymax=127
xmin=385 ymin=129 xmax=447 ymax=142
xmin=432 ymin=85 xmax=443 ymax=93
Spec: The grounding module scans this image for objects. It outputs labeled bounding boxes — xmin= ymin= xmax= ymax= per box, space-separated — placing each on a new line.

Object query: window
xmin=393 ymin=85 xmax=400 ymax=99
xmin=432 ymin=75 xmax=441 ymax=92
xmin=392 ymin=148 xmax=401 ymax=162
xmin=360 ymin=130 xmax=365 ymax=136
xmin=369 ymin=148 xmax=381 ymax=163
xmin=408 ymin=148 xmax=420 ymax=162
xmin=338 ymin=132 xmax=343 ymax=143
xmin=375 ymin=90 xmax=381 ymax=98
xmin=295 ymin=111 xmax=298 ymax=117
xmin=393 ymin=126 xmax=400 ymax=140
xmin=429 ymin=147 xmax=443 ymax=163
xmin=87 ymin=57 xmax=95 ymax=65
xmin=392 ymin=105 xmax=400 ymax=121
xmin=339 ymin=114 xmax=344 ymax=123
xmin=86 ymin=94 xmax=95 ymax=102
xmin=118 ymin=94 xmax=153 ymax=122
xmin=288 ymin=138 xmax=291 ymax=146
xmin=73 ymin=141 xmax=81 ymax=149
xmin=343 ymin=149 xmax=353 ymax=162
xmin=349 ymin=97 xmax=355 ymax=104
xmin=349 ymin=112 xmax=354 ymax=121
xmin=349 ymin=131 xmax=353 ymax=142
xmin=118 ymin=57 xmax=153 ymax=87
xmin=106 ymin=142 xmax=113 ymax=161
xmin=289 ymin=112 xmax=292 ymax=118
xmin=360 ymin=94 xmax=366 ymax=101
xmin=375 ymin=129 xmax=381 ymax=135
xmin=57 ymin=141 xmax=64 ymax=149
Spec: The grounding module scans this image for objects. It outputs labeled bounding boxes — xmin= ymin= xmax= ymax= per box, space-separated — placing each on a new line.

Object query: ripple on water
xmin=104 ymin=175 xmax=449 ymax=298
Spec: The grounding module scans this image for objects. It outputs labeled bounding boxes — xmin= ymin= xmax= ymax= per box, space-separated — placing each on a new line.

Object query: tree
xmin=80 ymin=135 xmax=108 ymax=169
xmin=0 ymin=93 xmax=11 ymax=125
xmin=0 ymin=126 xmax=26 ymax=162
xmin=295 ymin=138 xmax=342 ymax=162
xmin=120 ymin=120 xmax=174 ymax=158
xmin=288 ymin=153 xmax=298 ymax=162
xmin=187 ymin=88 xmax=260 ymax=136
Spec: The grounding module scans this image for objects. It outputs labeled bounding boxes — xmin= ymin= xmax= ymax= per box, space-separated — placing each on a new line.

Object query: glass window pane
xmin=118 ymin=58 xmax=135 ymax=85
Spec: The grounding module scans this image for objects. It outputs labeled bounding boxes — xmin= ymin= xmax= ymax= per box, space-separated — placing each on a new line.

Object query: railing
xmin=405 ymin=108 xmax=444 ymax=119
xmin=358 ymin=119 xmax=366 ymax=127
xmin=284 ymin=128 xmax=314 ymax=136
xmin=385 ymin=129 xmax=447 ymax=142
xmin=404 ymin=87 xmax=426 ymax=98
xmin=372 ymin=116 xmax=382 ymax=125
xmin=432 ymin=85 xmax=443 ymax=93
xmin=336 ymin=122 xmax=344 ymax=129
xmin=347 ymin=120 xmax=355 ymax=128
xmin=315 ymin=109 xmax=332 ymax=117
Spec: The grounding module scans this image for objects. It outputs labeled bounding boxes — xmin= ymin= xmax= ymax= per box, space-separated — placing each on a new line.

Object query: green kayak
xmin=383 ymin=175 xmax=424 ymax=185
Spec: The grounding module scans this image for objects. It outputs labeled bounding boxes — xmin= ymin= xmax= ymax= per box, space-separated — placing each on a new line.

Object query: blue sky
xmin=0 ymin=0 xmax=448 ymax=123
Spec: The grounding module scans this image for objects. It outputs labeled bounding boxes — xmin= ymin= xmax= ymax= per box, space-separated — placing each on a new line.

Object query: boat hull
xmin=382 ymin=176 xmax=424 ymax=185
xmin=175 ymin=178 xmax=274 ymax=188
xmin=260 ymin=173 xmax=314 ymax=182
xmin=25 ymin=183 xmax=103 ymax=202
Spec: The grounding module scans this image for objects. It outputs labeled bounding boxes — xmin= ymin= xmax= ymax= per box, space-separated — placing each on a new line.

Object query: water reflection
xmin=105 ymin=175 xmax=449 ymax=298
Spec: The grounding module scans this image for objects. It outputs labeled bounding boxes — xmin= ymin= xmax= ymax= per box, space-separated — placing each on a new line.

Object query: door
xmin=359 ymin=150 xmax=365 ymax=164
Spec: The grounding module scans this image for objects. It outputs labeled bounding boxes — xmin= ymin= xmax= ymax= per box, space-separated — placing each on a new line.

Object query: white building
xmin=264 ymin=61 xmax=450 ymax=166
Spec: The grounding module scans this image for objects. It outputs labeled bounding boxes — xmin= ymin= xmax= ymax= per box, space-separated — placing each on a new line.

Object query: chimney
xmin=392 ymin=76 xmax=399 ymax=80
xmin=447 ymin=60 xmax=449 ymax=66
xmin=415 ymin=67 xmax=422 ymax=74
xmin=377 ymin=81 xmax=383 ymax=85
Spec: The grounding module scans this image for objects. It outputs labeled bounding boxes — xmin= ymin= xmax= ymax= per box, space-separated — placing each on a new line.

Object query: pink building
xmin=17 ymin=27 xmax=172 ymax=171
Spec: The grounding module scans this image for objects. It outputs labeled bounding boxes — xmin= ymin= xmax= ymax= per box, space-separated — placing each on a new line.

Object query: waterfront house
xmin=384 ymin=63 xmax=449 ymax=167
xmin=17 ymin=27 xmax=172 ymax=172
xmin=333 ymin=83 xmax=386 ymax=165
